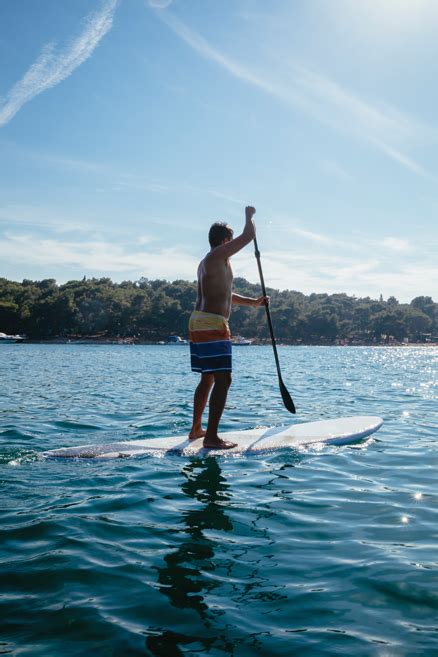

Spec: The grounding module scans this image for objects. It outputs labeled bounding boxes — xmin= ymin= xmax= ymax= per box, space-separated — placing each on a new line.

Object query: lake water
xmin=1 ymin=344 xmax=437 ymax=656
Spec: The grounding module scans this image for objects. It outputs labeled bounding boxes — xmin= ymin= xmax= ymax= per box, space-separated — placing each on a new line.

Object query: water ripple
xmin=1 ymin=345 xmax=437 ymax=656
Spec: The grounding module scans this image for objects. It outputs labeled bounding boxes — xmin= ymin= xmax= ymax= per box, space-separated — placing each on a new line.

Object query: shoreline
xmin=11 ymin=339 xmax=438 ymax=347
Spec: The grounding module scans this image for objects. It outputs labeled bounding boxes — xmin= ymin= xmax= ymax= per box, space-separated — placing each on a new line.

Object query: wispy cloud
xmin=0 ymin=204 xmax=90 ymax=233
xmin=0 ymin=232 xmax=198 ymax=279
xmin=147 ymin=0 xmax=174 ymax=8
xmin=290 ymin=65 xmax=426 ymax=146
xmin=157 ymin=12 xmax=290 ymax=102
xmin=381 ymin=237 xmax=412 ymax=252
xmin=1 ymin=228 xmax=435 ymax=300
xmin=115 ymin=177 xmax=169 ymax=194
xmin=232 ymin=246 xmax=437 ymax=302
xmin=181 ymin=183 xmax=245 ymax=206
xmin=288 ymin=225 xmax=414 ymax=255
xmin=0 ymin=0 xmax=117 ymax=127
xmin=25 ymin=151 xmax=170 ymax=193
xmin=158 ymin=11 xmax=435 ymax=178
xmin=0 ymin=201 xmax=202 ymax=238
xmin=9 ymin=145 xmax=246 ymax=204
xmin=288 ymin=227 xmax=349 ymax=247
xmin=319 ymin=159 xmax=352 ymax=182
xmin=138 ymin=234 xmax=154 ymax=244
xmin=368 ymin=137 xmax=434 ymax=180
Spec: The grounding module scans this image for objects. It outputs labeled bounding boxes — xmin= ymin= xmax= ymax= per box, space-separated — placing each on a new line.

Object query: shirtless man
xmin=188 ymin=206 xmax=268 ymax=449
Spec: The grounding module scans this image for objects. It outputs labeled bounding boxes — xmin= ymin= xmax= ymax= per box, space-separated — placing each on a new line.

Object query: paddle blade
xmin=279 ymin=376 xmax=296 ymax=414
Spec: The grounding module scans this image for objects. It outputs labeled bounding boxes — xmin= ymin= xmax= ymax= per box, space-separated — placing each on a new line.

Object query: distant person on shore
xmin=189 ymin=206 xmax=269 ymax=449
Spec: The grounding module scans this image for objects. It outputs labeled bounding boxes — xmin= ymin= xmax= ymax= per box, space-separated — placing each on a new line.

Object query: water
xmin=1 ymin=344 xmax=437 ymax=656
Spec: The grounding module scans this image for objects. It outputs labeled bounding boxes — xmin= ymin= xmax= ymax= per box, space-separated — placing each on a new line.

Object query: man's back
xmin=196 ymin=253 xmax=234 ymax=318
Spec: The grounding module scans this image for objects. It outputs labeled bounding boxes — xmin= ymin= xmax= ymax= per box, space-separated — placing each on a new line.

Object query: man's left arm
xmin=232 ymin=293 xmax=269 ymax=307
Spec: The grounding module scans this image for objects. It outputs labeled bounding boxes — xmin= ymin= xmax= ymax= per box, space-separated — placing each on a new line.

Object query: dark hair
xmin=208 ymin=222 xmax=234 ymax=248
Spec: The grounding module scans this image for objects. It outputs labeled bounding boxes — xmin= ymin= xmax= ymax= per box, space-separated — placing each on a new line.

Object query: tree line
xmin=0 ymin=276 xmax=436 ymax=344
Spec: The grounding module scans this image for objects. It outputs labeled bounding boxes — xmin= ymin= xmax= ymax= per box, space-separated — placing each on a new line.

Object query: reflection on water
xmin=147 ymin=457 xmax=233 ymax=654
xmin=157 ymin=458 xmax=232 ymax=616
xmin=146 ymin=456 xmax=294 ymax=655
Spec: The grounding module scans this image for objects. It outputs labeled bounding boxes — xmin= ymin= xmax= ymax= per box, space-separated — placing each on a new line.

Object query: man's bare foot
xmin=203 ymin=436 xmax=237 ymax=450
xmin=188 ymin=428 xmax=206 ymax=440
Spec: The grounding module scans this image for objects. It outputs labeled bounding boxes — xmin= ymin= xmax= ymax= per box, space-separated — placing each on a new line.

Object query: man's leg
xmin=204 ymin=371 xmax=236 ymax=449
xmin=189 ymin=373 xmax=214 ymax=439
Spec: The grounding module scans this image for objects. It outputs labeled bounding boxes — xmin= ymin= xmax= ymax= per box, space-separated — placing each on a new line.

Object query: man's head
xmin=209 ymin=222 xmax=234 ymax=248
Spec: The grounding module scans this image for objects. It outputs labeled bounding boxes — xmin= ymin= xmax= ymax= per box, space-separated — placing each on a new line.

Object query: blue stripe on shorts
xmin=190 ymin=339 xmax=232 ymax=373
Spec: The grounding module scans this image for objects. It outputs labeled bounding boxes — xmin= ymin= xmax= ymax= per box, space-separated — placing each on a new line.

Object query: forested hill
xmin=0 ymin=276 xmax=436 ymax=344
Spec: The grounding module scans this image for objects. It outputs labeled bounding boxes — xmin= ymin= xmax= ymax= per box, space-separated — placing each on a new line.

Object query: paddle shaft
xmin=254 ymin=237 xmax=296 ymax=413
xmin=254 ymin=238 xmax=281 ymax=371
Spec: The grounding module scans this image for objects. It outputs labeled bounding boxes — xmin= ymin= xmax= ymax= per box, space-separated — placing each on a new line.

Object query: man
xmin=188 ymin=206 xmax=268 ymax=449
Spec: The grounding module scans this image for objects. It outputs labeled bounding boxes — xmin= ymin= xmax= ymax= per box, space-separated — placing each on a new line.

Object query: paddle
xmin=254 ymin=236 xmax=296 ymax=414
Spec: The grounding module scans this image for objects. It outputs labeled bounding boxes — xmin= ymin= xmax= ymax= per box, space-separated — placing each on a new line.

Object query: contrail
xmin=0 ymin=0 xmax=118 ymax=127
xmin=159 ymin=11 xmax=435 ymax=178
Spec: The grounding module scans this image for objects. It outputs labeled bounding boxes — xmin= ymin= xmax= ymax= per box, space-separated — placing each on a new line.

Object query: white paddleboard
xmin=44 ymin=416 xmax=383 ymax=459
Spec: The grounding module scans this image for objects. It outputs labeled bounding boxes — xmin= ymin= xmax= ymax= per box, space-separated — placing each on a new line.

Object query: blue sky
xmin=0 ymin=0 xmax=437 ymax=302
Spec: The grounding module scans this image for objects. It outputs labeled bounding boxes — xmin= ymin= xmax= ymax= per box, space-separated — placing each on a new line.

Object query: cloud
xmin=286 ymin=225 xmax=416 ymax=257
xmin=1 ymin=229 xmax=435 ymax=301
xmin=231 ymin=247 xmax=437 ymax=301
xmin=158 ymin=11 xmax=288 ymax=101
xmin=381 ymin=237 xmax=411 ymax=252
xmin=159 ymin=11 xmax=435 ymax=178
xmin=319 ymin=159 xmax=352 ymax=182
xmin=138 ymin=234 xmax=154 ymax=244
xmin=0 ymin=232 xmax=198 ymax=279
xmin=12 ymin=146 xmax=246 ymax=205
xmin=286 ymin=227 xmax=412 ymax=255
xmin=368 ymin=138 xmax=435 ymax=180
xmin=147 ymin=0 xmax=173 ymax=8
xmin=0 ymin=0 xmax=117 ymax=127
xmin=0 ymin=204 xmax=90 ymax=233
xmin=181 ymin=184 xmax=245 ymax=206
xmin=289 ymin=64 xmax=426 ymax=146
xmin=287 ymin=227 xmax=350 ymax=247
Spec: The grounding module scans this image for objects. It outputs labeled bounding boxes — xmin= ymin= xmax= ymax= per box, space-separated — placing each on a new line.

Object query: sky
xmin=0 ymin=0 xmax=437 ymax=302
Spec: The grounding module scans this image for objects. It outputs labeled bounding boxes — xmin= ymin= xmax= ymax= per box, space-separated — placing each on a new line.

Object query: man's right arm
xmin=210 ymin=206 xmax=256 ymax=260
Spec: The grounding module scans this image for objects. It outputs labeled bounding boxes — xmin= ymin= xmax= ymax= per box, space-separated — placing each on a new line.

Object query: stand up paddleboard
xmin=44 ymin=416 xmax=383 ymax=459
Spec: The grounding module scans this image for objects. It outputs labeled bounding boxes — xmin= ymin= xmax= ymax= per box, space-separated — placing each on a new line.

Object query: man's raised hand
xmin=245 ymin=206 xmax=256 ymax=220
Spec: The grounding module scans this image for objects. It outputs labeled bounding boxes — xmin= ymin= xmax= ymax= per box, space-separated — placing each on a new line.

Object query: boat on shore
xmin=0 ymin=332 xmax=25 ymax=343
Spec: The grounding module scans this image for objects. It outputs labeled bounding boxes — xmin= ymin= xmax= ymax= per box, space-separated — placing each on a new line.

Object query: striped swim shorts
xmin=189 ymin=310 xmax=232 ymax=373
